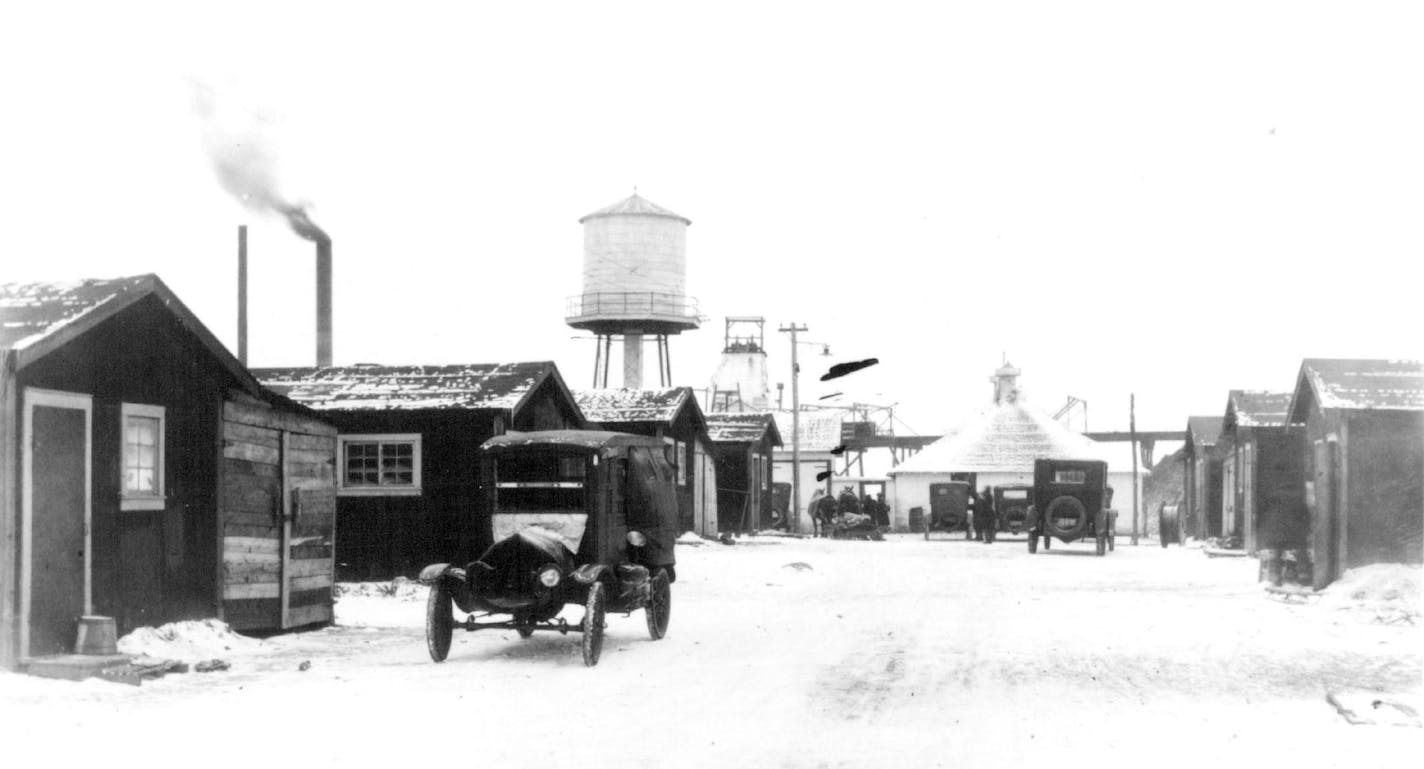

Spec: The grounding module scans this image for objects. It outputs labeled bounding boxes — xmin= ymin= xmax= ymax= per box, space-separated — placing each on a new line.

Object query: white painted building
xmin=886 ymin=363 xmax=1147 ymax=531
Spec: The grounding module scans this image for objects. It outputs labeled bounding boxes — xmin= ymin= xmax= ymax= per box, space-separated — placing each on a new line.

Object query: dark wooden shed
xmin=703 ymin=412 xmax=784 ymax=533
xmin=1285 ymin=359 xmax=1423 ymax=588
xmin=1182 ymin=415 xmax=1224 ymax=542
xmin=0 ymin=275 xmax=338 ymax=670
xmin=255 ymin=362 xmax=587 ymax=580
xmin=1220 ymin=390 xmax=1306 ymax=555
xmin=576 ymin=387 xmax=718 ymax=535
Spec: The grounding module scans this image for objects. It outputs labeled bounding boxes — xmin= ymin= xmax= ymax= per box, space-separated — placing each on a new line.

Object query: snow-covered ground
xmin=2 ymin=535 xmax=1419 ymax=768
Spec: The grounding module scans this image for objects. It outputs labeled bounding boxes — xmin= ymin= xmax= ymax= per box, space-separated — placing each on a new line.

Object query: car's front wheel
xmin=581 ymin=582 xmax=606 ymax=667
xmin=646 ymin=569 xmax=671 ymax=640
xmin=426 ymin=581 xmax=454 ymax=662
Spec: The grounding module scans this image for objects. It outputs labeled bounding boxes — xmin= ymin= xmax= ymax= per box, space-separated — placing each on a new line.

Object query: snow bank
xmin=676 ymin=531 xmax=711 ymax=546
xmin=1319 ymin=563 xmax=1422 ymax=625
xmin=116 ymin=619 xmax=264 ymax=660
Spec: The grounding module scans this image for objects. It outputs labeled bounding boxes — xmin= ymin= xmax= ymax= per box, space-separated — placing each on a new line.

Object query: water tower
xmin=566 ymin=193 xmax=700 ymax=388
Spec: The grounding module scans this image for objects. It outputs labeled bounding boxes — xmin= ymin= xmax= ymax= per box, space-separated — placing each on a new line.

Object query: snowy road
xmin=3 ymin=535 xmax=1420 ymax=768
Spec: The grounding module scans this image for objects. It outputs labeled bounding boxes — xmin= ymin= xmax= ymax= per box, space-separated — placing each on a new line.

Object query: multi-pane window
xmin=674 ymin=440 xmax=687 ymax=486
xmin=121 ymin=403 xmax=165 ymax=511
xmin=338 ymin=434 xmax=421 ymax=495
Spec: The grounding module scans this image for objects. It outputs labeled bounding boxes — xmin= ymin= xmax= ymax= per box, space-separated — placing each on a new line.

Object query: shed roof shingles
xmin=705 ymin=412 xmax=776 ymax=443
xmin=1228 ymin=390 xmax=1292 ymax=428
xmin=254 ymin=362 xmax=555 ymax=411
xmin=0 ymin=276 xmax=153 ymax=351
xmin=576 ymin=387 xmax=688 ymax=424
xmin=1301 ymin=359 xmax=1424 ymax=411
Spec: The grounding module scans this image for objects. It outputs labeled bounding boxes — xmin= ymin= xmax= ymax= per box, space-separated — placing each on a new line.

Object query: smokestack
xmin=279 ymin=205 xmax=333 ymax=367
xmin=316 ymin=237 xmax=332 ymax=368
xmin=237 ymin=225 xmax=248 ymax=365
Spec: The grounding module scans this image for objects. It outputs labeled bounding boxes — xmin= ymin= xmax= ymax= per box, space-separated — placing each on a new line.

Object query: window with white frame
xmin=674 ymin=440 xmax=687 ymax=486
xmin=121 ymin=403 xmax=165 ymax=511
xmin=338 ymin=434 xmax=422 ymax=495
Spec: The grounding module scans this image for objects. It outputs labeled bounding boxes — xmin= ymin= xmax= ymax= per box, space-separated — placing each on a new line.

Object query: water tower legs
xmin=590 ymin=332 xmax=674 ymax=389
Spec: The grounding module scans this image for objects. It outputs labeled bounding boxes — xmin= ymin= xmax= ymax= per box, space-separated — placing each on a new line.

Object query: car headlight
xmin=537 ymin=566 xmax=561 ymax=588
xmin=626 ymin=530 xmax=647 ymax=547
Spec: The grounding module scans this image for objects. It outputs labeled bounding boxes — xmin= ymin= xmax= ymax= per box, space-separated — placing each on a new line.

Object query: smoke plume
xmin=191 ymin=79 xmax=328 ymax=242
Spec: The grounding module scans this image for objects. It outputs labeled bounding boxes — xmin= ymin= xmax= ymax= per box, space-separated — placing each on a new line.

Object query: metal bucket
xmin=75 ymin=615 xmax=118 ymax=656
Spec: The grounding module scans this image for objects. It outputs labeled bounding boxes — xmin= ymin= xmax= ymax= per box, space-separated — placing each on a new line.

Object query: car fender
xmin=571 ymin=564 xmax=611 ymax=585
xmin=419 ymin=563 xmax=460 ymax=585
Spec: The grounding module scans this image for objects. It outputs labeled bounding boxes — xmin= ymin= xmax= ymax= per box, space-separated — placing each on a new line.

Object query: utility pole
xmin=1130 ymin=393 xmax=1139 ymax=546
xmin=778 ymin=323 xmax=807 ymax=534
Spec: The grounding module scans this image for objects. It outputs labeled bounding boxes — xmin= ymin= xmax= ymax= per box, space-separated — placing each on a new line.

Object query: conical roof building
xmin=887 ymin=362 xmax=1145 ymax=529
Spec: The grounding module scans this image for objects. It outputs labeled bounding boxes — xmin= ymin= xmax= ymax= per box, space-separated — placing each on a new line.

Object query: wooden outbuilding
xmin=703 ymin=413 xmax=783 ymax=533
xmin=0 ymin=275 xmax=338 ymax=670
xmin=1285 ymin=359 xmax=1423 ymax=588
xmin=1220 ymin=391 xmax=1306 ymax=555
xmin=576 ymin=387 xmax=718 ymax=536
xmin=1182 ymin=416 xmax=1225 ymax=542
xmin=255 ymin=362 xmax=587 ymax=580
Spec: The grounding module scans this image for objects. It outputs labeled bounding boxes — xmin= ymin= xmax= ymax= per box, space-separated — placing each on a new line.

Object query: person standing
xmin=978 ymin=486 xmax=998 ymax=544
xmin=968 ymin=486 xmax=982 ymax=540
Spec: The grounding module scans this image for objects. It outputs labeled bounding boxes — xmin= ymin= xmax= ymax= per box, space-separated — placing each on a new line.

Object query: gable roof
xmin=254 ymin=362 xmax=577 ymax=414
xmin=888 ymin=397 xmax=1121 ymax=475
xmin=1287 ymin=359 xmax=1424 ymax=421
xmin=1185 ymin=416 xmax=1223 ymax=452
xmin=1223 ymin=390 xmax=1292 ymax=433
xmin=578 ymin=193 xmax=691 ymax=225
xmin=771 ymin=409 xmax=846 ymax=453
xmin=0 ymin=274 xmax=264 ymax=397
xmin=704 ymin=412 xmax=784 ymax=446
xmin=575 ymin=387 xmax=704 ymax=430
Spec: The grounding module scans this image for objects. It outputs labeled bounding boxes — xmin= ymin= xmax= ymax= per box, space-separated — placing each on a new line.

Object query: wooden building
xmin=576 ymin=387 xmax=718 ymax=536
xmin=1220 ymin=390 xmax=1306 ymax=555
xmin=1285 ymin=359 xmax=1423 ymax=588
xmin=0 ymin=276 xmax=338 ymax=670
xmin=703 ymin=413 xmax=783 ymax=533
xmin=1182 ymin=416 xmax=1224 ymax=542
xmin=255 ymin=362 xmax=586 ymax=580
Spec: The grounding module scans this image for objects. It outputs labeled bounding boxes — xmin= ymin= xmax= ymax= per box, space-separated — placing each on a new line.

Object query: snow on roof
xmin=578 ymin=193 xmax=691 ymax=225
xmin=576 ymin=387 xmax=690 ymax=424
xmin=1186 ymin=416 xmax=1224 ymax=447
xmin=888 ymin=396 xmax=1121 ymax=475
xmin=771 ymin=410 xmax=845 ymax=452
xmin=0 ymin=275 xmax=154 ymax=351
xmin=1225 ymin=390 xmax=1292 ymax=429
xmin=254 ymin=362 xmax=557 ymax=411
xmin=704 ymin=412 xmax=781 ymax=445
xmin=1295 ymin=358 xmax=1424 ymax=413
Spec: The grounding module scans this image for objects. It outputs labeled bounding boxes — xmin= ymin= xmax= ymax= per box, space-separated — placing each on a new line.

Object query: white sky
xmin=2 ymin=1 xmax=1421 ymax=437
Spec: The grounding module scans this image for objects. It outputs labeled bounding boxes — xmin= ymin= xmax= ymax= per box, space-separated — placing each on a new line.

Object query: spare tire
xmin=1002 ymin=505 xmax=1028 ymax=533
xmin=1044 ymin=495 xmax=1089 ymax=540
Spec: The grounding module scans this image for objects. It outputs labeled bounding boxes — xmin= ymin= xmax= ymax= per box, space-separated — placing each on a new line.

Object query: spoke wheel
xmin=581 ymin=582 xmax=606 ymax=667
xmin=646 ymin=569 xmax=672 ymax=640
xmin=426 ymin=582 xmax=454 ymax=662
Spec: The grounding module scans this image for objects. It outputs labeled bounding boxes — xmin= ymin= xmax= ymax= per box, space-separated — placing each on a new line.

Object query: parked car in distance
xmin=994 ymin=484 xmax=1034 ymax=535
xmin=924 ymin=481 xmax=973 ymax=540
xmin=1026 ymin=459 xmax=1116 ymax=556
xmin=419 ymin=430 xmax=678 ymax=667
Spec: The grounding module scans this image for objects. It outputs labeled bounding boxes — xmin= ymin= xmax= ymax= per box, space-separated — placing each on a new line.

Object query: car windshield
xmin=492 ymin=450 xmax=590 ymax=550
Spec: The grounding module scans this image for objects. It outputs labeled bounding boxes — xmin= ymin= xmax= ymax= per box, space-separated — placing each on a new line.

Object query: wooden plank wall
xmin=0 ymin=352 xmax=18 ymax=668
xmin=220 ymin=398 xmax=336 ymax=631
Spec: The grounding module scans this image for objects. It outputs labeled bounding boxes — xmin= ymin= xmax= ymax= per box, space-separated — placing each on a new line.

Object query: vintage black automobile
xmin=994 ymin=484 xmax=1034 ymax=535
xmin=419 ymin=430 xmax=678 ymax=667
xmin=1026 ymin=459 xmax=1117 ymax=556
xmin=924 ymin=480 xmax=973 ymax=540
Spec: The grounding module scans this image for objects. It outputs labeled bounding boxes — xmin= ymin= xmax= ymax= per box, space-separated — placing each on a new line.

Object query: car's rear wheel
xmin=646 ymin=569 xmax=671 ymax=640
xmin=1028 ymin=532 xmax=1038 ymax=553
xmin=1096 ymin=530 xmax=1107 ymax=556
xmin=582 ymin=582 xmax=606 ymax=667
xmin=426 ymin=582 xmax=453 ymax=662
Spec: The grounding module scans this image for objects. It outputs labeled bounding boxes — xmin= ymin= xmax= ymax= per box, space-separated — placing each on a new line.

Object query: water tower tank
xmin=565 ymin=193 xmax=700 ymax=335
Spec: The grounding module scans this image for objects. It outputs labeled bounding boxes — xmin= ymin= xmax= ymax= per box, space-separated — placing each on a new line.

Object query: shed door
xmin=1311 ymin=439 xmax=1339 ymax=589
xmin=23 ymin=389 xmax=92 ymax=658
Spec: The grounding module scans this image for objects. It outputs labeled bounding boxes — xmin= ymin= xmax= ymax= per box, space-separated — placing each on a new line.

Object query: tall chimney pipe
xmin=238 ymin=224 xmax=248 ymax=365
xmin=316 ymin=237 xmax=332 ymax=367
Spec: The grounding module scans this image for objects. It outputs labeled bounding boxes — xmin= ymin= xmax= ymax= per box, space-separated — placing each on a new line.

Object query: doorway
xmin=21 ymin=388 xmax=93 ymax=659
